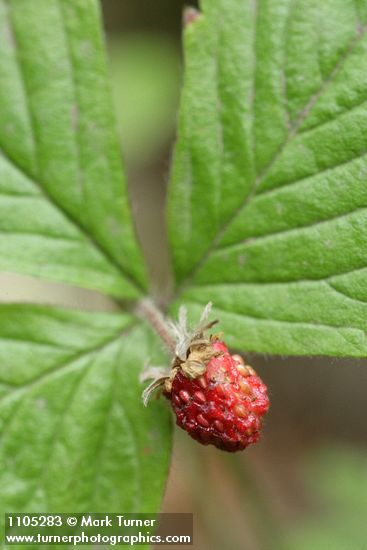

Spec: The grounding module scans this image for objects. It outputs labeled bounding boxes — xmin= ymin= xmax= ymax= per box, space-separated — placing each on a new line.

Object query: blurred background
xmin=1 ymin=1 xmax=367 ymax=548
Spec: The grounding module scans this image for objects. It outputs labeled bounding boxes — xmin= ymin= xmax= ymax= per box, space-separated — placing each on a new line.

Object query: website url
xmin=5 ymin=532 xmax=191 ymax=546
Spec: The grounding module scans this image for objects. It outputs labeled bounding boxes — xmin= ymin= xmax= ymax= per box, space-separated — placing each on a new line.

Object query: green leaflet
xmin=168 ymin=0 xmax=367 ymax=356
xmin=0 ymin=305 xmax=171 ymax=521
xmin=0 ymin=0 xmax=147 ymax=298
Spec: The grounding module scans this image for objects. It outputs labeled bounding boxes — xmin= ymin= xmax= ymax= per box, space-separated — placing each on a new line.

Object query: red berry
xmin=165 ymin=340 xmax=269 ymax=452
xmin=141 ymin=302 xmax=270 ymax=452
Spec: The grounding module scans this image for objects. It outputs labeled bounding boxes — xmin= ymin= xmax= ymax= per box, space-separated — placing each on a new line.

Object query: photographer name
xmin=80 ymin=515 xmax=156 ymax=528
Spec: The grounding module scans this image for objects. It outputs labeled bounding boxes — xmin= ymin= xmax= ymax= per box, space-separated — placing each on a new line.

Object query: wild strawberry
xmin=141 ymin=303 xmax=269 ymax=452
xmin=166 ymin=339 xmax=269 ymax=451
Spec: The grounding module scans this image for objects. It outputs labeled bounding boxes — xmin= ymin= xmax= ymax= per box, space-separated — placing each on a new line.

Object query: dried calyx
xmin=141 ymin=302 xmax=220 ymax=405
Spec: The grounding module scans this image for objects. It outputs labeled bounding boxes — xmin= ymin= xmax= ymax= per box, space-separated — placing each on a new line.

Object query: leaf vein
xmin=0 ymin=323 xmax=137 ymax=402
xmin=216 ymin=206 xmax=367 ymax=252
xmin=327 ymin=282 xmax=367 ymax=306
xmin=0 ymin=229 xmax=83 ymax=243
xmin=297 ymin=97 xmax=367 ymax=136
xmin=187 ymin=299 xmax=367 ymax=337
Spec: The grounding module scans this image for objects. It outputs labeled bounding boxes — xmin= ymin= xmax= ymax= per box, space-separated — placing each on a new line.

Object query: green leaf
xmin=168 ymin=0 xmax=367 ymax=356
xmin=0 ymin=0 xmax=147 ymax=298
xmin=0 ymin=304 xmax=171 ymax=518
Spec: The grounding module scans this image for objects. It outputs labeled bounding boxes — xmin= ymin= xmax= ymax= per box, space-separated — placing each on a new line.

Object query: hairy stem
xmin=135 ymin=298 xmax=176 ymax=352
